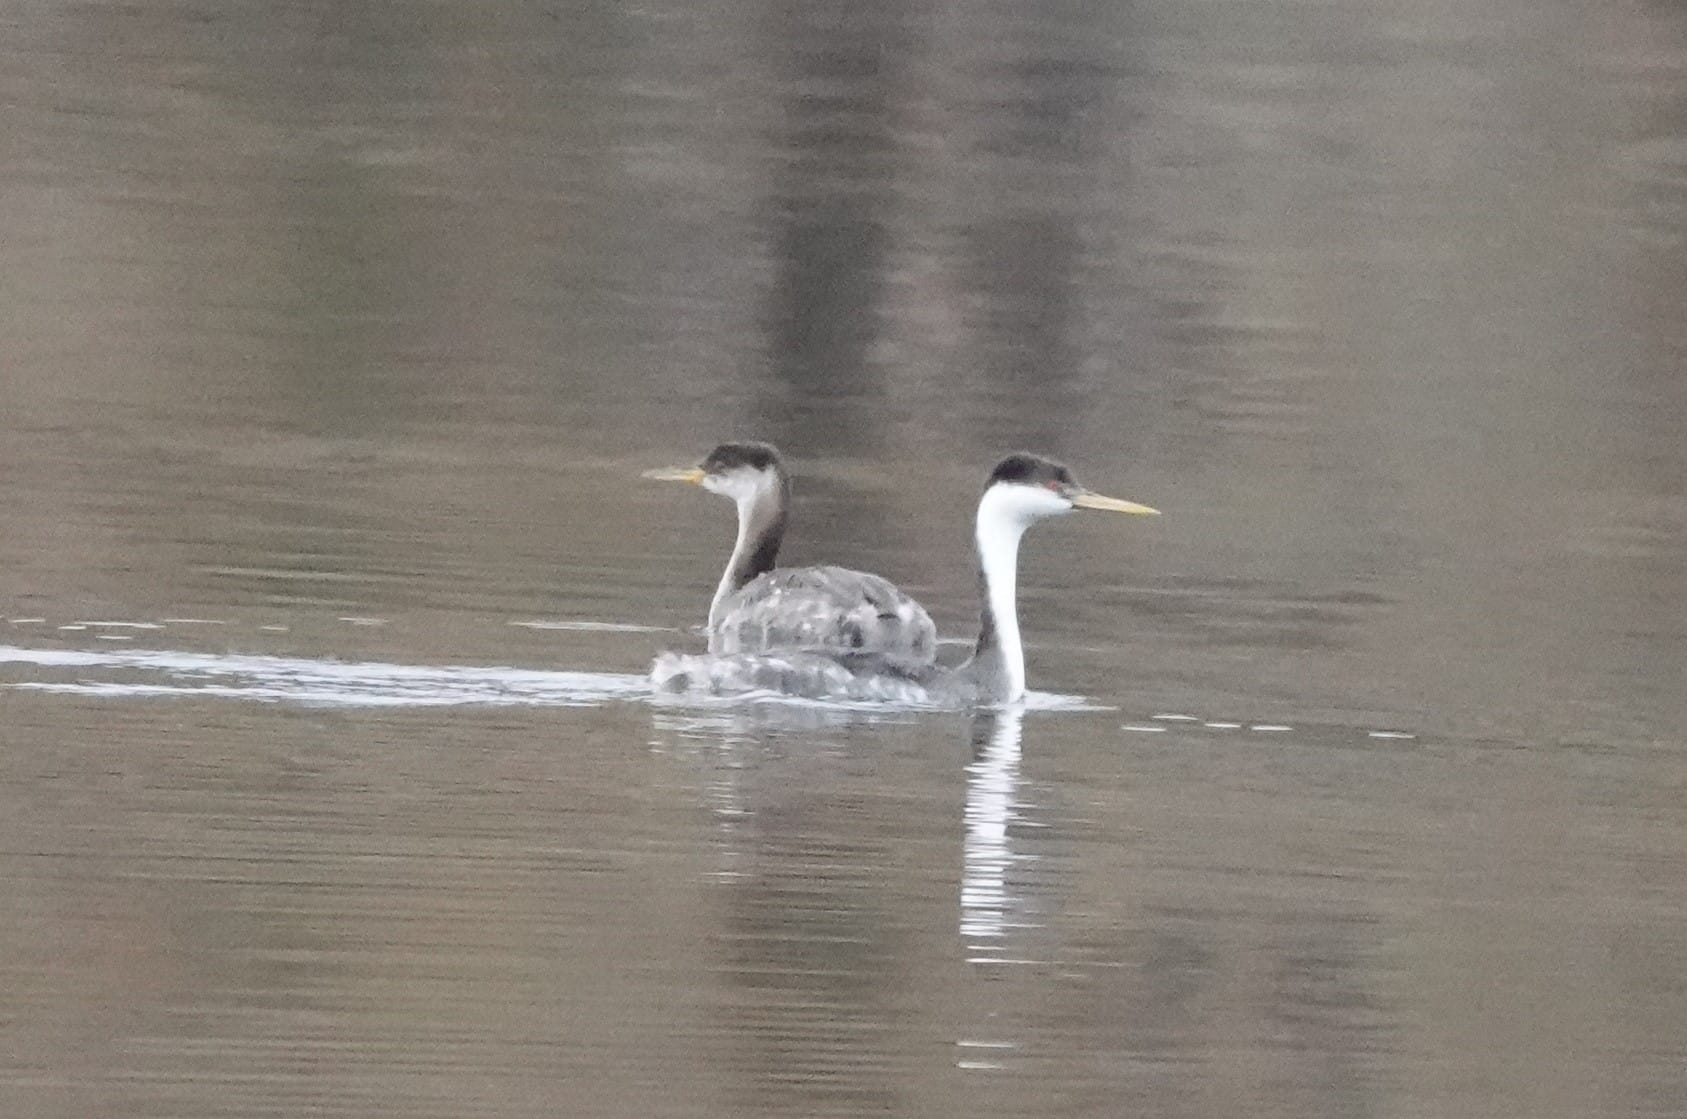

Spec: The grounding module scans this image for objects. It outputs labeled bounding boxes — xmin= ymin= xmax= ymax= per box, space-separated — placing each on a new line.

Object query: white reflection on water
xmin=960 ymin=707 xmax=1032 ymax=955
xmin=0 ymin=644 xmax=1120 ymax=715
xmin=651 ymin=687 xmax=1105 ymax=734
xmin=0 ymin=645 xmax=650 ymax=708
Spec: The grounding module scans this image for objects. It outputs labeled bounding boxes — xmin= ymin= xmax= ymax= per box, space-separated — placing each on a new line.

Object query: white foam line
xmin=1151 ymin=713 xmax=1199 ymax=722
xmin=259 ymin=625 xmax=289 ymax=632
xmin=651 ymin=687 xmax=1109 ymax=720
xmin=76 ymin=621 xmax=165 ymax=630
xmin=1250 ymin=724 xmax=1293 ymax=732
xmin=1121 ymin=723 xmax=1167 ymax=733
xmin=0 ymin=645 xmax=650 ymax=709
xmin=1204 ymin=722 xmax=1242 ymax=730
xmin=161 ymin=618 xmax=226 ymax=625
xmin=8 ymin=618 xmax=46 ymax=625
xmin=1368 ymin=730 xmax=1416 ymax=740
xmin=336 ymin=617 xmax=387 ymax=627
xmin=57 ymin=625 xmax=88 ymax=632
xmin=96 ymin=635 xmax=134 ymax=642
xmin=1022 ymin=691 xmax=1113 ymax=713
xmin=509 ymin=620 xmax=673 ymax=633
xmin=0 ymin=645 xmax=1123 ymax=718
xmin=6 ymin=680 xmax=638 ymax=708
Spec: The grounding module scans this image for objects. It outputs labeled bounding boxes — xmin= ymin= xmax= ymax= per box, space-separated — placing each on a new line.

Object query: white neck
xmin=709 ymin=494 xmax=758 ymax=628
xmin=706 ymin=470 xmax=783 ymax=629
xmin=970 ymin=483 xmax=1072 ymax=702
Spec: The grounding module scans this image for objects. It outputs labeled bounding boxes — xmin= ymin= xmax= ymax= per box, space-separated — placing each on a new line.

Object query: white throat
xmin=973 ymin=483 xmax=1071 ymax=701
xmin=707 ymin=469 xmax=781 ymax=629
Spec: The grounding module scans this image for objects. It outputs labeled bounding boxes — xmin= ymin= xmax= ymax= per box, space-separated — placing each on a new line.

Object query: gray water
xmin=4 ymin=1 xmax=1687 ymax=1115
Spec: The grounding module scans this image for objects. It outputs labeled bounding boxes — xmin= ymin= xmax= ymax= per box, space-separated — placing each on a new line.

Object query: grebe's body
xmin=650 ymin=452 xmax=1158 ymax=706
xmin=643 ymin=442 xmax=937 ymax=661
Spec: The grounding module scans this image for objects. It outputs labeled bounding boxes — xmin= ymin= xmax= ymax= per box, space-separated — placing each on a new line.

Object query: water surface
xmin=3 ymin=1 xmax=1686 ymax=1116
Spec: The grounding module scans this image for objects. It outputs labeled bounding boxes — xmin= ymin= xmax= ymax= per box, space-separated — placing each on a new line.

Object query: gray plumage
xmin=644 ymin=441 xmax=938 ymax=662
xmin=651 ymin=452 xmax=1160 ymax=707
xmin=652 ymin=647 xmax=969 ymax=705
xmin=711 ymin=564 xmax=937 ymax=659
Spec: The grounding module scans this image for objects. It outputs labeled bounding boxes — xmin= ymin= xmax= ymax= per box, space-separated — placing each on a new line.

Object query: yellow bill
xmin=642 ymin=466 xmax=706 ymax=484
xmin=1070 ymin=490 xmax=1160 ymax=515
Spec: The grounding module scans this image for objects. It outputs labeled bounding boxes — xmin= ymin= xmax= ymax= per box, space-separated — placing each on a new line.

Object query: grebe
xmin=643 ymin=442 xmax=938 ymax=660
xmin=651 ymin=452 xmax=1158 ymax=705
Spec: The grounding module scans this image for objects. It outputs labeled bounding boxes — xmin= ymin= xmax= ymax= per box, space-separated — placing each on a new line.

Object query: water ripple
xmin=0 ymin=645 xmax=649 ymax=709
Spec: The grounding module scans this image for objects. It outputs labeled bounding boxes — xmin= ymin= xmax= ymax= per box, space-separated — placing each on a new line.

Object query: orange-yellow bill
xmin=1070 ymin=490 xmax=1159 ymax=515
xmin=641 ymin=466 xmax=706 ymax=484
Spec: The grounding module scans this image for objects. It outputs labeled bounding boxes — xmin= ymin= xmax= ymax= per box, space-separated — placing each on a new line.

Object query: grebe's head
xmin=978 ymin=452 xmax=1159 ymax=529
xmin=643 ymin=441 xmax=787 ymax=503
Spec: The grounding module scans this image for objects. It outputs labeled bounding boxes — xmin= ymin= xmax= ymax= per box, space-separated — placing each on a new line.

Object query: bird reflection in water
xmin=960 ymin=706 xmax=1033 ymax=958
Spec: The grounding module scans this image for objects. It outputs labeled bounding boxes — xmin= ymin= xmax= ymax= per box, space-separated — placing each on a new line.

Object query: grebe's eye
xmin=1045 ymin=480 xmax=1062 ymax=491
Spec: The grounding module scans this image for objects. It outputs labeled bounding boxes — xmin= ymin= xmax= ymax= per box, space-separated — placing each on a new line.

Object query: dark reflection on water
xmin=4 ymin=0 xmax=1687 ymax=1115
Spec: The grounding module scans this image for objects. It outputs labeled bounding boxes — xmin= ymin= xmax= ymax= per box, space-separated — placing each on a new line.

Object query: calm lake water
xmin=3 ymin=1 xmax=1686 ymax=1116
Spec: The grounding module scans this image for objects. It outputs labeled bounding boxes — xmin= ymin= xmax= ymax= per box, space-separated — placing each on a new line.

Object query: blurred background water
xmin=2 ymin=1 xmax=1686 ymax=1116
